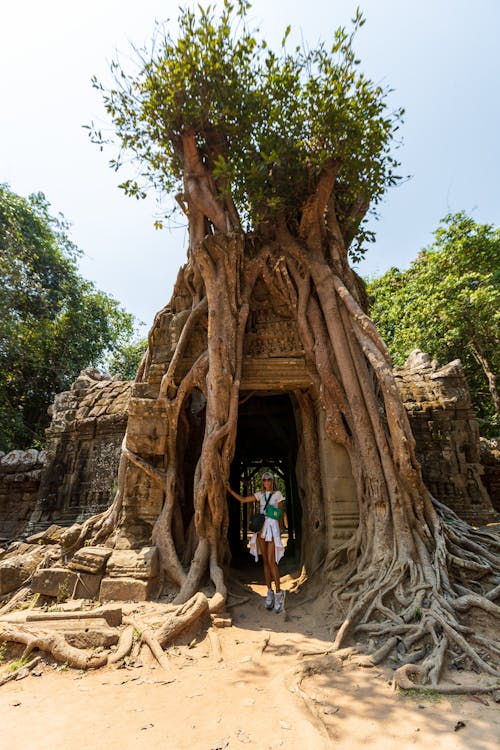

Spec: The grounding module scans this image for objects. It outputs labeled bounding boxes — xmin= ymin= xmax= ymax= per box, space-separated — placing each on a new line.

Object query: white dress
xmin=249 ymin=491 xmax=285 ymax=564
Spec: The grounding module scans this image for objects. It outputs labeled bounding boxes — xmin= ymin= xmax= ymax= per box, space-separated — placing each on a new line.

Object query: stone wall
xmin=1 ymin=352 xmax=496 ymax=542
xmin=26 ymin=369 xmax=132 ymax=534
xmin=394 ymin=351 xmax=497 ymax=526
xmin=480 ymin=438 xmax=500 ymax=514
xmin=0 ymin=449 xmax=46 ymax=541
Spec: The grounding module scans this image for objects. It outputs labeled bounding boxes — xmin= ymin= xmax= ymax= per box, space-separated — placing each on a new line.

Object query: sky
xmin=1 ymin=0 xmax=499 ymax=331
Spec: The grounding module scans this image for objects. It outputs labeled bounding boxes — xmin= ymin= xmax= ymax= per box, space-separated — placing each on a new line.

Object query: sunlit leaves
xmin=0 ymin=186 xmax=135 ymax=450
xmin=368 ymin=213 xmax=500 ymax=433
xmin=89 ymin=1 xmax=402 ymax=256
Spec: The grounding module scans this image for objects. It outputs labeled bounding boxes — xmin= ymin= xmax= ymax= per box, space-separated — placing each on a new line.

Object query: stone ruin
xmin=0 ymin=343 xmax=497 ymax=603
xmin=394 ymin=351 xmax=498 ymax=524
xmin=480 ymin=437 xmax=500 ymax=514
xmin=0 ymin=449 xmax=47 ymax=541
xmin=12 ymin=349 xmax=495 ymax=532
xmin=29 ymin=369 xmax=130 ymax=535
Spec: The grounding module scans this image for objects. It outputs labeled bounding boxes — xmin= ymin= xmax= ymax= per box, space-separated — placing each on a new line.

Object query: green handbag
xmin=266 ymin=505 xmax=282 ymax=520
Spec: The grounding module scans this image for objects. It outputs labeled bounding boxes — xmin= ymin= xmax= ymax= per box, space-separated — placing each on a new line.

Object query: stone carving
xmin=394 ymin=350 xmax=496 ymax=526
xmin=27 ymin=369 xmax=132 ymax=534
xmin=68 ymin=546 xmax=113 ymax=574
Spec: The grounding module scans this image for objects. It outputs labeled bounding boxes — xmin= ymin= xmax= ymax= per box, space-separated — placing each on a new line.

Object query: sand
xmin=1 ymin=569 xmax=499 ymax=750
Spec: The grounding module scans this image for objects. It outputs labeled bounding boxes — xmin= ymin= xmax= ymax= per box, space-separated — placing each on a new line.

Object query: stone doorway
xmin=228 ymin=392 xmax=301 ymax=565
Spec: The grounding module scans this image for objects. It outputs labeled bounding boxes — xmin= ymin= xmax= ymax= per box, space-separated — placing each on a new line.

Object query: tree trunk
xmin=470 ymin=338 xmax=500 ymax=419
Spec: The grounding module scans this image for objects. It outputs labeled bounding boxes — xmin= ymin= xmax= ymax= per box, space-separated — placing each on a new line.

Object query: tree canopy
xmin=0 ymin=185 xmax=135 ymax=451
xmin=367 ymin=212 xmax=500 ymax=433
xmin=89 ymin=0 xmax=403 ymax=260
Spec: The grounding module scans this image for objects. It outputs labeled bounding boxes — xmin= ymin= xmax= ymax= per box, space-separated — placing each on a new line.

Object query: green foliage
xmin=0 ymin=185 xmax=135 ymax=451
xmin=368 ymin=212 xmax=500 ymax=434
xmin=399 ymin=687 xmax=442 ymax=703
xmin=106 ymin=337 xmax=147 ymax=380
xmin=7 ymin=655 xmax=31 ymax=673
xmin=88 ymin=1 xmax=403 ymax=258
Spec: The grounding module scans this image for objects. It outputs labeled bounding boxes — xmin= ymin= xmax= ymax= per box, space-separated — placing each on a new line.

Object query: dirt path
xmin=1 ymin=574 xmax=499 ymax=750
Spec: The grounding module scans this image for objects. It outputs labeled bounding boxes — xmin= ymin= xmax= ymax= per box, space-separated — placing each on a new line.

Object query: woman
xmin=227 ymin=471 xmax=286 ymax=613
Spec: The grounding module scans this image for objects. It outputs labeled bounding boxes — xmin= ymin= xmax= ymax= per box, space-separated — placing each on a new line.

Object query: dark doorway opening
xmin=228 ymin=392 xmax=301 ymax=566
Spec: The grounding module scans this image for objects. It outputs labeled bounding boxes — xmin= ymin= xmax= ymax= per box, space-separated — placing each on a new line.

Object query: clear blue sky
xmin=2 ymin=1 xmax=499 ymax=329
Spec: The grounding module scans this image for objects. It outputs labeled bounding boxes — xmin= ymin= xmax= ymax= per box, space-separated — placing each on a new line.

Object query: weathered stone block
xmin=31 ymin=568 xmax=77 ymax=598
xmin=0 ymin=561 xmax=31 ymax=595
xmin=106 ymin=547 xmax=159 ymax=580
xmin=59 ymin=524 xmax=82 ymax=551
xmin=26 ymin=524 xmax=65 ymax=545
xmin=99 ymin=576 xmax=158 ymax=602
xmin=73 ymin=572 xmax=103 ymax=599
xmin=126 ymin=399 xmax=169 ymax=455
xmin=0 ymin=548 xmax=47 ymax=594
xmin=23 ymin=617 xmax=119 ymax=649
xmin=330 ymin=477 xmax=357 ymax=501
xmin=68 ymin=546 xmax=112 ymax=574
xmin=65 ymin=624 xmax=119 ymax=649
xmin=135 ymin=485 xmax=165 ymax=524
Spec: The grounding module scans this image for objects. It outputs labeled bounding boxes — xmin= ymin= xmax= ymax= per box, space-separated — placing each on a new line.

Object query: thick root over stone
xmin=0 ymin=592 xmax=213 ymax=675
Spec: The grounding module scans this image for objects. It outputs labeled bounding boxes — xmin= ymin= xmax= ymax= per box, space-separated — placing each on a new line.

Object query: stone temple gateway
xmin=108 ymin=277 xmax=359 ymax=581
xmin=4 ymin=277 xmax=494 ymax=602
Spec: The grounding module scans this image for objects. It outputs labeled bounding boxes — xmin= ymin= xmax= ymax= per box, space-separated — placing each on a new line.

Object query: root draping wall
xmin=26 ymin=369 xmax=131 ymax=536
xmin=1 ymin=351 xmax=496 ymax=544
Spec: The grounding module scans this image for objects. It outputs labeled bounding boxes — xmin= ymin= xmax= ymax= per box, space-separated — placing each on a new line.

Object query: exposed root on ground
xmin=0 ymin=655 xmax=43 ymax=687
xmin=391 ymin=663 xmax=498 ymax=694
xmin=0 ymin=623 xmax=108 ymax=670
xmin=0 ymin=592 xmax=213 ymax=677
xmin=322 ymin=513 xmax=500 ymax=686
xmin=284 ymin=654 xmax=344 ymax=745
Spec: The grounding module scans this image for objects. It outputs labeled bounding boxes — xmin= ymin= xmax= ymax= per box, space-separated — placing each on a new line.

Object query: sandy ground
xmin=1 ymin=563 xmax=499 ymax=750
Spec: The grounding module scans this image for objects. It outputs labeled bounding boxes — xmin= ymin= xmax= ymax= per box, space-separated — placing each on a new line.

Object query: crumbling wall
xmin=480 ymin=437 xmax=500 ymax=514
xmin=2 ymin=352 xmax=496 ymax=541
xmin=26 ymin=369 xmax=132 ymax=534
xmin=394 ymin=351 xmax=496 ymax=526
xmin=0 ymin=449 xmax=46 ymax=540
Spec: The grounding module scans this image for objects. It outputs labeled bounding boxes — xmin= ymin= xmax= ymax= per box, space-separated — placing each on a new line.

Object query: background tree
xmin=106 ymin=337 xmax=147 ymax=380
xmin=0 ymin=185 xmax=135 ymax=451
xmin=368 ymin=212 xmax=500 ymax=434
xmin=74 ymin=1 xmax=499 ymax=686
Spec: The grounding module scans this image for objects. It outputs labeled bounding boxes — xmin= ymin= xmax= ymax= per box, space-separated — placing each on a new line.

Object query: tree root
xmin=156 ymin=592 xmax=209 ymax=647
xmin=0 ymin=623 xmax=108 ymax=670
xmin=208 ymin=627 xmax=223 ymax=662
xmin=108 ymin=624 xmax=134 ymax=664
xmin=141 ymin=628 xmax=171 ymax=670
xmin=392 ymin=663 xmax=498 ymax=694
xmin=0 ymin=655 xmax=42 ymax=687
xmin=284 ymin=654 xmax=343 ymax=747
xmin=0 ymin=591 xmax=212 ymax=674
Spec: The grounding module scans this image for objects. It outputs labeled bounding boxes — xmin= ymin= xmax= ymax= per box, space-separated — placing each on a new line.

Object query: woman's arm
xmin=226 ymin=485 xmax=256 ymax=504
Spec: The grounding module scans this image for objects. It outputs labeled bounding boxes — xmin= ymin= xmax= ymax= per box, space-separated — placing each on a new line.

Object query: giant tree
xmin=71 ymin=2 xmax=500 ymax=685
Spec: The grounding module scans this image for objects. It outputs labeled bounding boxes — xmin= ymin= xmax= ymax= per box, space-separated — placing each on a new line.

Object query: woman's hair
xmin=261 ymin=471 xmax=278 ymax=491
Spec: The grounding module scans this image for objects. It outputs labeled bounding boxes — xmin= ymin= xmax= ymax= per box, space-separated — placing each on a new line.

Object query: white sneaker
xmin=264 ymin=589 xmax=275 ymax=610
xmin=274 ymin=590 xmax=285 ymax=613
